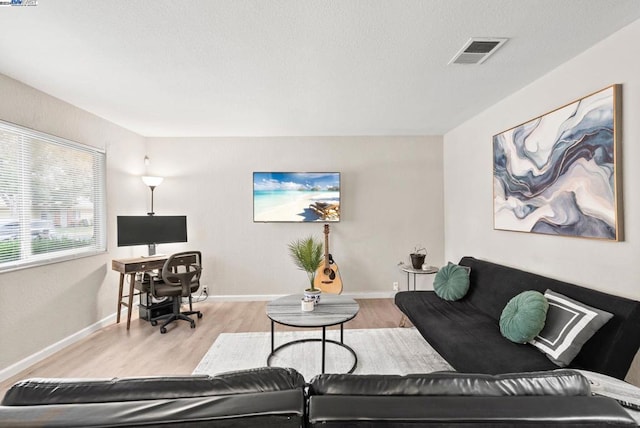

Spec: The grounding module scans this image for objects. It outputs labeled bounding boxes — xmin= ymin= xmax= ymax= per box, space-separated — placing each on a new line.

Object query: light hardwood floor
xmin=0 ymin=298 xmax=406 ymax=396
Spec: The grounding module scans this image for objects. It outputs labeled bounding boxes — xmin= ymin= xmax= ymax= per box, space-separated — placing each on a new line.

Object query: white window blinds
xmin=0 ymin=120 xmax=106 ymax=271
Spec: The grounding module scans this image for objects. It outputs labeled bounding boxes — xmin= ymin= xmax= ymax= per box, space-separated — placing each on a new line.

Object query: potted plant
xmin=288 ymin=235 xmax=324 ymax=302
xmin=410 ymin=246 xmax=427 ymax=269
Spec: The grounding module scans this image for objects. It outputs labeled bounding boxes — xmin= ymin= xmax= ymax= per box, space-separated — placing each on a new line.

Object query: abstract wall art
xmin=493 ymin=85 xmax=622 ymax=241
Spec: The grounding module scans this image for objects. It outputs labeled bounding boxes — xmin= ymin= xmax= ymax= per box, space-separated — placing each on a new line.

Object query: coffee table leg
xmin=340 ymin=323 xmax=344 ymax=344
xmin=271 ymin=320 xmax=275 ymax=353
xmin=322 ymin=326 xmax=326 ymax=374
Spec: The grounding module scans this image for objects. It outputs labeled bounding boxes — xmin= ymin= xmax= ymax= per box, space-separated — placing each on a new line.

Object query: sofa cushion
xmin=433 ymin=262 xmax=470 ymax=301
xmin=1 ymin=367 xmax=305 ymax=406
xmin=500 ymin=290 xmax=548 ymax=343
xmin=395 ymin=291 xmax=558 ymax=374
xmin=309 ymin=370 xmax=591 ymax=397
xmin=531 ymin=290 xmax=613 ymax=367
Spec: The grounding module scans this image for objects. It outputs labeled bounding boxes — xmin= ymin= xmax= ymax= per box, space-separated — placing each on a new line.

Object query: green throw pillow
xmin=500 ymin=291 xmax=549 ymax=344
xmin=433 ymin=262 xmax=470 ymax=301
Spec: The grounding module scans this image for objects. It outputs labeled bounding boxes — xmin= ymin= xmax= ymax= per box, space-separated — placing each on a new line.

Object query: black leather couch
xmin=0 ymin=368 xmax=635 ymax=427
xmin=0 ymin=367 xmax=306 ymax=428
xmin=395 ymin=256 xmax=640 ymax=379
xmin=308 ymin=370 xmax=636 ymax=427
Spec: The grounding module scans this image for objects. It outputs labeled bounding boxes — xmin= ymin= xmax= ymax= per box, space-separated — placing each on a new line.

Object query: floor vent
xmin=448 ymin=38 xmax=508 ymax=65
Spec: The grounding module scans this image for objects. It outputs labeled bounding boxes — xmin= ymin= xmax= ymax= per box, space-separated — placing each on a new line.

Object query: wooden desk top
xmin=111 ymin=255 xmax=168 ymax=274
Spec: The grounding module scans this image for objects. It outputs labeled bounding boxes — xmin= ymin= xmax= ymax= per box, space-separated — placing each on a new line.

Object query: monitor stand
xmin=141 ymin=244 xmax=166 ymax=258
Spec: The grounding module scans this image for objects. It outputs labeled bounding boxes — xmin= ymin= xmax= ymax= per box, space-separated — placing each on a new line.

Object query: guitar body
xmin=314 ymin=253 xmax=343 ymax=294
xmin=314 ymin=224 xmax=343 ymax=294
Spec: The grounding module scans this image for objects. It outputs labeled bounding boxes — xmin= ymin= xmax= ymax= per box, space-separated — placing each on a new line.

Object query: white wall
xmin=443 ymin=21 xmax=640 ymax=300
xmin=0 ymin=75 xmax=146 ymax=371
xmin=145 ymin=136 xmax=444 ymax=296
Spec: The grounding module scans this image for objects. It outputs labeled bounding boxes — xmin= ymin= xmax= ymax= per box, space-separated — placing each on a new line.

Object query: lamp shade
xmin=142 ymin=176 xmax=164 ymax=188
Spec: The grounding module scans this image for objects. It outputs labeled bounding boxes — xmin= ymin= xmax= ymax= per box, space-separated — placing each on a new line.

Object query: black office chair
xmin=150 ymin=251 xmax=203 ymax=334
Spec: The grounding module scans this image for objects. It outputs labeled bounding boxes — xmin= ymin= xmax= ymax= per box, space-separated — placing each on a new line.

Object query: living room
xmin=1 ymin=1 xmax=640 ymax=426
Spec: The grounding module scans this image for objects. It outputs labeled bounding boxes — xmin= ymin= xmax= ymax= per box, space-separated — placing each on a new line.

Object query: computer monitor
xmin=117 ymin=215 xmax=187 ymax=256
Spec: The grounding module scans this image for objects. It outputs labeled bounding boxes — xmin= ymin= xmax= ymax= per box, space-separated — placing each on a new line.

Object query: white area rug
xmin=193 ymin=328 xmax=453 ymax=381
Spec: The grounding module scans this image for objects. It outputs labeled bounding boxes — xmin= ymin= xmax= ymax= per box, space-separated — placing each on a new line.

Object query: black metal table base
xmin=267 ymin=322 xmax=358 ymax=374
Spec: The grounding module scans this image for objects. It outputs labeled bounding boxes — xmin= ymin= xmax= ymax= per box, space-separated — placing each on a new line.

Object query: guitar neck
xmin=324 ymin=224 xmax=330 ymax=267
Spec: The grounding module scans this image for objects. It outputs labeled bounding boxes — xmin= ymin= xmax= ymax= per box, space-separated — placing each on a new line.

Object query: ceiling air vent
xmin=448 ymin=38 xmax=508 ymax=65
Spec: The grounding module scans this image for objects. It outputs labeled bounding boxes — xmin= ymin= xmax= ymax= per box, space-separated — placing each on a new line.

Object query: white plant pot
xmin=304 ymin=288 xmax=321 ymax=305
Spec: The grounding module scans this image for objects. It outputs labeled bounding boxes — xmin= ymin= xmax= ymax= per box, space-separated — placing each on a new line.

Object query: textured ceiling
xmin=0 ymin=0 xmax=639 ymax=137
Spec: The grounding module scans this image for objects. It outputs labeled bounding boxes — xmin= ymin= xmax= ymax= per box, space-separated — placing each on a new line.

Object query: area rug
xmin=193 ymin=328 xmax=453 ymax=381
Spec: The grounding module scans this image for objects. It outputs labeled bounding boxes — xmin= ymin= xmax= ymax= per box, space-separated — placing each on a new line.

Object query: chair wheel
xmin=150 ymin=320 xmax=157 ymax=326
xmin=197 ymin=313 xmax=203 ymax=319
xmin=160 ymin=327 xmax=167 ymax=334
xmin=190 ymin=321 xmax=196 ymax=328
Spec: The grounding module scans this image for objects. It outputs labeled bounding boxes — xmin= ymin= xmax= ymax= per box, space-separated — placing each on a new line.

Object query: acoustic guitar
xmin=314 ymin=224 xmax=343 ymax=294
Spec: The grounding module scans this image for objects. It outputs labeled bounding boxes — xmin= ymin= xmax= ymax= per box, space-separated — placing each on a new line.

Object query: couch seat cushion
xmin=395 ymin=291 xmax=558 ymax=374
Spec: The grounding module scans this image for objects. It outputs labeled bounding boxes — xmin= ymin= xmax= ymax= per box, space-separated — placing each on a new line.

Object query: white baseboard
xmin=206 ymin=291 xmax=397 ymax=301
xmin=0 ymin=291 xmax=396 ymax=383
xmin=0 ymin=310 xmax=125 ymax=383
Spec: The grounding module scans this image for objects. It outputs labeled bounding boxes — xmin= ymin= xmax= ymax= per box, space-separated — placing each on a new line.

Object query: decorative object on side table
xmin=288 ymin=235 xmax=324 ymax=304
xmin=409 ymin=246 xmax=427 ymax=269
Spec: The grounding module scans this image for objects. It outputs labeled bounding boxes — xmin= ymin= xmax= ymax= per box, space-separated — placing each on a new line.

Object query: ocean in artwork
xmin=253 ymin=172 xmax=340 ymax=222
xmin=493 ymin=86 xmax=619 ymax=240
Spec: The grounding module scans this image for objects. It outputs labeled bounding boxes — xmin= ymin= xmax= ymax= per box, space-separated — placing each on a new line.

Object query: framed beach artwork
xmin=253 ymin=172 xmax=341 ymax=222
xmin=493 ymin=84 xmax=622 ymax=241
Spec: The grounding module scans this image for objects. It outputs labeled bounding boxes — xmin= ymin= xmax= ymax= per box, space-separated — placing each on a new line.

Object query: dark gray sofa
xmin=395 ymin=256 xmax=640 ymax=379
xmin=0 ymin=367 xmax=636 ymax=427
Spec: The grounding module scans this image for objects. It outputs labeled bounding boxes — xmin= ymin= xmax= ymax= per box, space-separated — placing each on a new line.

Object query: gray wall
xmin=145 ymin=136 xmax=444 ymax=296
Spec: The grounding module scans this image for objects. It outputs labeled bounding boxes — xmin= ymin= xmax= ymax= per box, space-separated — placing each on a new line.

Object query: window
xmin=0 ymin=120 xmax=106 ymax=271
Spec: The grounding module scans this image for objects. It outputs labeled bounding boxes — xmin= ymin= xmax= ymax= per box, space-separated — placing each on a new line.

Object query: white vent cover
xmin=448 ymin=38 xmax=508 ymax=65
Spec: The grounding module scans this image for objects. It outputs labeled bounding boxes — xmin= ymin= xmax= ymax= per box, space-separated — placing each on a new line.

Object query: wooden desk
xmin=112 ymin=255 xmax=169 ymax=330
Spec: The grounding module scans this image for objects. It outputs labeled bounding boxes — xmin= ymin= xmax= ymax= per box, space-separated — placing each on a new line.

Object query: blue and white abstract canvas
xmin=493 ymin=85 xmax=621 ymax=240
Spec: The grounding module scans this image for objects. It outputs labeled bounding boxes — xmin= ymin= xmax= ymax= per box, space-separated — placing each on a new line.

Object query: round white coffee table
xmin=266 ymin=294 xmax=359 ymax=374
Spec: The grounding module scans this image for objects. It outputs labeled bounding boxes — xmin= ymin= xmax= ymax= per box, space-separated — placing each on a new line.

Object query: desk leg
xmin=126 ymin=273 xmax=136 ymax=330
xmin=271 ymin=320 xmax=275 ymax=353
xmin=116 ymin=274 xmax=125 ymax=324
xmin=413 ymin=273 xmax=417 ymax=291
xmin=406 ymin=272 xmax=410 ymax=291
xmin=322 ymin=326 xmax=326 ymax=374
